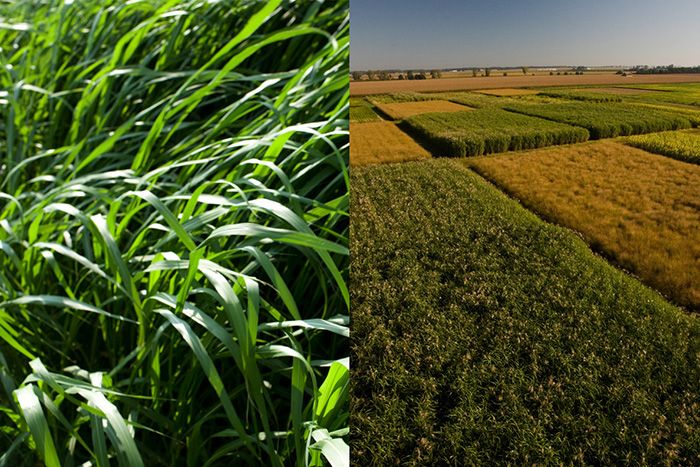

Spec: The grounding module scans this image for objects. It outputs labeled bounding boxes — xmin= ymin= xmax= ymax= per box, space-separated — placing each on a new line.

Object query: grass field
xmin=538 ymin=89 xmax=623 ymax=102
xmin=624 ymin=129 xmax=700 ymax=165
xmin=374 ymin=100 xmax=471 ymax=120
xmin=0 ymin=1 xmax=349 ymax=465
xmin=505 ymin=101 xmax=693 ymax=138
xmin=350 ymin=122 xmax=430 ymax=165
xmin=350 ymin=105 xmax=381 ymax=122
xmin=468 ymin=141 xmax=700 ymax=310
xmin=350 ymin=73 xmax=700 ymax=95
xmin=618 ymin=83 xmax=700 ymax=107
xmin=474 ymin=88 xmax=540 ymax=96
xmin=352 ymin=160 xmax=700 ymax=465
xmin=403 ymin=109 xmax=588 ymax=156
xmin=431 ymin=91 xmax=507 ymax=108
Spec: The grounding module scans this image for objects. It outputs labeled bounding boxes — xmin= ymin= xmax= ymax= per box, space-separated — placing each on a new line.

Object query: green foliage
xmin=618 ymin=83 xmax=700 ymax=107
xmin=539 ymin=90 xmax=623 ymax=102
xmin=0 ymin=0 xmax=349 ymax=465
xmin=350 ymin=106 xmax=380 ymax=122
xmin=505 ymin=101 xmax=693 ymax=138
xmin=403 ymin=109 xmax=588 ymax=156
xmin=351 ymin=160 xmax=700 ymax=466
xmin=367 ymin=92 xmax=435 ymax=104
xmin=624 ymin=129 xmax=700 ymax=165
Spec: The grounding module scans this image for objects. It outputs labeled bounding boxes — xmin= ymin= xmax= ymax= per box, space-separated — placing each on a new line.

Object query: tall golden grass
xmin=350 ymin=122 xmax=430 ymax=165
xmin=468 ymin=141 xmax=700 ymax=310
xmin=373 ymin=100 xmax=471 ymax=120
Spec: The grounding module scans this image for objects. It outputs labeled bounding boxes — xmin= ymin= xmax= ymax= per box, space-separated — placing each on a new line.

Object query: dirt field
xmin=351 ymin=73 xmax=700 ymax=95
xmin=474 ymin=88 xmax=540 ymax=96
xmin=467 ymin=140 xmax=700 ymax=310
xmin=350 ymin=121 xmax=430 ymax=165
xmin=374 ymin=99 xmax=471 ymax=120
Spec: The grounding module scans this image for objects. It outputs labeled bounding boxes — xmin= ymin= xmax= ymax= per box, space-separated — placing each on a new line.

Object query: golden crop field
xmin=474 ymin=88 xmax=540 ymax=96
xmin=373 ymin=99 xmax=471 ymax=120
xmin=350 ymin=121 xmax=431 ymax=165
xmin=350 ymin=73 xmax=700 ymax=95
xmin=467 ymin=141 xmax=700 ymax=310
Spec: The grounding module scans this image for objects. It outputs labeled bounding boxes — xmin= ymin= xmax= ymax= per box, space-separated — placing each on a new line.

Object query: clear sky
xmin=350 ymin=0 xmax=700 ymax=70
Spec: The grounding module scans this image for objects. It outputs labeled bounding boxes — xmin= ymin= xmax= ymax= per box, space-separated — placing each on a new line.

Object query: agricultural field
xmin=0 ymin=1 xmax=349 ymax=466
xmin=430 ymin=91 xmax=508 ymax=108
xmin=468 ymin=141 xmax=700 ymax=310
xmin=624 ymin=129 xmax=700 ymax=165
xmin=366 ymin=92 xmax=436 ymax=103
xmin=538 ymin=89 xmax=623 ymax=102
xmin=350 ymin=122 xmax=430 ymax=165
xmin=474 ymin=88 xmax=540 ymax=96
xmin=403 ymin=108 xmax=588 ymax=156
xmin=352 ymin=160 xmax=700 ymax=465
xmin=350 ymin=73 xmax=700 ymax=95
xmin=505 ymin=101 xmax=693 ymax=138
xmin=618 ymin=83 xmax=700 ymax=107
xmin=373 ymin=100 xmax=471 ymax=120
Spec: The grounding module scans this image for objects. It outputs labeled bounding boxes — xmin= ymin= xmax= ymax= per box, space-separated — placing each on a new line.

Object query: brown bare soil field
xmin=351 ymin=73 xmax=700 ymax=95
xmin=374 ymin=99 xmax=471 ymax=120
xmin=474 ymin=88 xmax=540 ymax=96
xmin=577 ymin=87 xmax=660 ymax=94
xmin=350 ymin=121 xmax=430 ymax=165
xmin=466 ymin=140 xmax=700 ymax=310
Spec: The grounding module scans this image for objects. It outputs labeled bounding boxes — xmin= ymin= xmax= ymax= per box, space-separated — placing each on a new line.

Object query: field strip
xmin=466 ymin=140 xmax=700 ymax=310
xmin=350 ymin=121 xmax=431 ymax=165
xmin=474 ymin=88 xmax=540 ymax=96
xmin=623 ymin=128 xmax=700 ymax=165
xmin=351 ymin=73 xmax=700 ymax=95
xmin=352 ymin=159 xmax=700 ymax=465
xmin=373 ymin=100 xmax=472 ymax=120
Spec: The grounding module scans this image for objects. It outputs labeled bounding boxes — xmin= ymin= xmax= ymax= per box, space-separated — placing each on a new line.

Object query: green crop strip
xmin=403 ymin=108 xmax=588 ymax=156
xmin=505 ymin=101 xmax=693 ymax=138
xmin=624 ymin=129 xmax=700 ymax=165
xmin=0 ymin=1 xmax=348 ymax=465
xmin=351 ymin=160 xmax=700 ymax=465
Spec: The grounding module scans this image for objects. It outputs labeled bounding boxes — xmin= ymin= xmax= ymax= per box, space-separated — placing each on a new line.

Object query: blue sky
xmin=350 ymin=0 xmax=700 ymax=70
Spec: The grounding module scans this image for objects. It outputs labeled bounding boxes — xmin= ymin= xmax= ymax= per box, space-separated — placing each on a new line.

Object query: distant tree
xmin=484 ymin=68 xmax=491 ymax=77
xmin=398 ymin=73 xmax=405 ymax=80
xmin=351 ymin=71 xmax=362 ymax=81
xmin=521 ymin=66 xmax=529 ymax=75
xmin=503 ymin=72 xmax=508 ymax=76
xmin=472 ymin=68 xmax=478 ymax=77
xmin=557 ymin=71 xmax=561 ymax=75
xmin=365 ymin=70 xmax=375 ymax=80
xmin=416 ymin=72 xmax=427 ymax=80
xmin=379 ymin=71 xmax=390 ymax=80
xmin=430 ymin=70 xmax=442 ymax=79
xmin=407 ymin=70 xmax=415 ymax=80
xmin=564 ymin=71 xmax=569 ymax=75
xmin=550 ymin=71 xmax=554 ymax=75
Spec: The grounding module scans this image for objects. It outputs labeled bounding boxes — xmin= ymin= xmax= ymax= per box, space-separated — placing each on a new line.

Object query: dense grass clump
xmin=352 ymin=160 xmax=700 ymax=466
xmin=505 ymin=101 xmax=692 ymax=138
xmin=624 ymin=129 xmax=700 ymax=165
xmin=0 ymin=1 xmax=349 ymax=466
xmin=403 ymin=109 xmax=588 ymax=156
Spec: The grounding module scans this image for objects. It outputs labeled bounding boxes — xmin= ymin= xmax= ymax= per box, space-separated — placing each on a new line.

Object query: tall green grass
xmin=403 ymin=109 xmax=588 ymax=156
xmin=505 ymin=101 xmax=693 ymax=138
xmin=352 ymin=160 xmax=700 ymax=465
xmin=0 ymin=1 xmax=349 ymax=465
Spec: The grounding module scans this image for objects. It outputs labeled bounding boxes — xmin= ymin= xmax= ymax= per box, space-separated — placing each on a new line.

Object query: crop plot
xmin=475 ymin=88 xmax=540 ymax=96
xmin=374 ymin=100 xmax=471 ymax=120
xmin=404 ymin=108 xmax=588 ymax=156
xmin=431 ymin=91 xmax=507 ymax=108
xmin=350 ymin=121 xmax=430 ymax=165
xmin=468 ymin=140 xmax=700 ymax=310
xmin=505 ymin=101 xmax=693 ymax=138
xmin=351 ymin=104 xmax=381 ymax=122
xmin=624 ymin=129 xmax=700 ymax=165
xmin=539 ymin=89 xmax=623 ymax=102
xmin=352 ymin=159 xmax=700 ymax=465
xmin=367 ymin=92 xmax=437 ymax=103
xmin=618 ymin=83 xmax=700 ymax=107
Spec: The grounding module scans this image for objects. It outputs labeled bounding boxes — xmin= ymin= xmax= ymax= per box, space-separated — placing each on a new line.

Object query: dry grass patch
xmin=475 ymin=88 xmax=540 ymax=96
xmin=350 ymin=121 xmax=430 ymax=165
xmin=374 ymin=100 xmax=471 ymax=120
xmin=468 ymin=141 xmax=700 ymax=310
